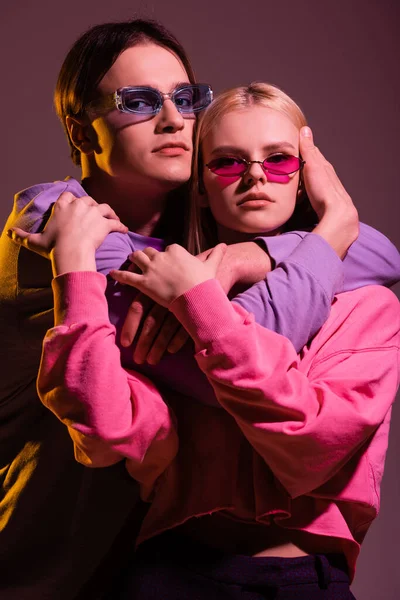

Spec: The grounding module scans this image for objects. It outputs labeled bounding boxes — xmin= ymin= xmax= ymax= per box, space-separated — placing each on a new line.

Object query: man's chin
xmin=154 ymin=168 xmax=191 ymax=187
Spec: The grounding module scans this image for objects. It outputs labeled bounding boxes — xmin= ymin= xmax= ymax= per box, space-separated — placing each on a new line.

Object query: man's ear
xmin=66 ymin=115 xmax=97 ymax=155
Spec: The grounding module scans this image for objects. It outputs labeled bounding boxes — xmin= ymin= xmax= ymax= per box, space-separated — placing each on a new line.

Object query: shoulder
xmin=14 ymin=177 xmax=85 ymax=208
xmin=9 ymin=178 xmax=87 ymax=233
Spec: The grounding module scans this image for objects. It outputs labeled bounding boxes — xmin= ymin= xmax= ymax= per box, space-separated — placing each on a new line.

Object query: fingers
xmin=300 ymin=127 xmax=348 ymax=196
xmin=120 ymin=293 xmax=154 ymax=347
xmin=54 ymin=192 xmax=96 ymax=209
xmin=144 ymin=313 xmax=182 ymax=365
xmin=120 ymin=292 xmax=186 ymax=364
xmin=109 ymin=268 xmax=144 ymax=287
xmin=57 ymin=193 xmax=127 ymax=228
xmin=133 ymin=304 xmax=170 ymax=364
xmin=167 ymin=326 xmax=190 ymax=354
xmin=128 ymin=248 xmax=158 ymax=272
xmin=106 ymin=218 xmax=129 ymax=235
xmin=97 ymin=203 xmax=121 ymax=221
xmin=205 ymin=243 xmax=227 ymax=267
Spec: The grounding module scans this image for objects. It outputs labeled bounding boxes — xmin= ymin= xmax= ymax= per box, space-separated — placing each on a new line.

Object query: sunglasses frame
xmin=206 ymin=155 xmax=305 ymax=177
xmin=87 ymin=84 xmax=213 ymax=116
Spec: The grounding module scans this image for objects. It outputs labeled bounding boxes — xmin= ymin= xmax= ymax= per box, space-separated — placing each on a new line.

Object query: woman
xmin=13 ymin=82 xmax=399 ymax=598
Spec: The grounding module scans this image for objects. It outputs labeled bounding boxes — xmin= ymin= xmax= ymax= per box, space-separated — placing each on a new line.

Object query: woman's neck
xmin=216 ymin=223 xmax=282 ymax=245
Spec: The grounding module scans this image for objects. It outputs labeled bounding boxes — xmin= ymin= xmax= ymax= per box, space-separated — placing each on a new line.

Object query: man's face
xmin=87 ymin=43 xmax=195 ymax=191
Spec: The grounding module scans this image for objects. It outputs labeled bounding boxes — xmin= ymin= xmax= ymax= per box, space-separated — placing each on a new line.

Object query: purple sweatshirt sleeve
xmin=256 ymin=223 xmax=400 ymax=290
xmin=233 ymin=223 xmax=400 ymax=351
xmin=233 ymin=233 xmax=343 ymax=351
xmin=9 ymin=178 xmax=136 ymax=276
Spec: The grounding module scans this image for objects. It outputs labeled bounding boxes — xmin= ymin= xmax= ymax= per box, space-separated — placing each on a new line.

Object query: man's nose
xmin=155 ymin=99 xmax=185 ymax=132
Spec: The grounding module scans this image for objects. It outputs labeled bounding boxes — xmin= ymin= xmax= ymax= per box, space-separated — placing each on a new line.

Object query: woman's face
xmin=201 ymin=106 xmax=301 ymax=243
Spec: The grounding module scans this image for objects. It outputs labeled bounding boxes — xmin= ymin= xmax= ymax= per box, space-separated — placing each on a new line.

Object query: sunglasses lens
xmin=122 ymin=89 xmax=160 ymax=114
xmin=207 ymin=157 xmax=246 ymax=176
xmin=263 ymin=155 xmax=301 ymax=175
xmin=174 ymin=85 xmax=213 ymax=114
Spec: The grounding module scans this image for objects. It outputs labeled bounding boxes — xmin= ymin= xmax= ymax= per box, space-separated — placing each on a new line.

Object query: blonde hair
xmin=186 ymin=82 xmax=309 ymax=254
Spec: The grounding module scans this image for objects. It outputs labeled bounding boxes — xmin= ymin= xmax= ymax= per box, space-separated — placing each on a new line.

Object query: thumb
xmin=7 ymin=228 xmax=49 ymax=256
xmin=7 ymin=227 xmax=34 ymax=246
xmin=299 ymin=126 xmax=316 ymax=157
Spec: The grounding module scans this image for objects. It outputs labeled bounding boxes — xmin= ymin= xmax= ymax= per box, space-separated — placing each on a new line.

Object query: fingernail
xmin=301 ymin=126 xmax=312 ymax=137
xmin=121 ymin=336 xmax=131 ymax=347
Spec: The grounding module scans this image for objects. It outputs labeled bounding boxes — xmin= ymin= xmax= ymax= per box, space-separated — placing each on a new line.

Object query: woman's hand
xmin=110 ymin=243 xmax=227 ymax=308
xmin=299 ymin=126 xmax=359 ymax=258
xmin=7 ymin=192 xmax=128 ymax=274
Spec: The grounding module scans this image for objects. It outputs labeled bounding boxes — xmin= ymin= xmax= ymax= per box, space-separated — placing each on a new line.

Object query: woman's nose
xmin=242 ymin=161 xmax=267 ymax=186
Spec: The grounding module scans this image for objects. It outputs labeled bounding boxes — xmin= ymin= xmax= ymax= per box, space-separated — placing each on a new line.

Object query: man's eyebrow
xmin=171 ymin=81 xmax=192 ymax=90
xmin=123 ymin=81 xmax=191 ymax=92
xmin=209 ymin=142 xmax=297 ymax=157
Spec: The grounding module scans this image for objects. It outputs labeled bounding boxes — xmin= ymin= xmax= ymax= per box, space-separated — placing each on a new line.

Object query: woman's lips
xmin=238 ymin=194 xmax=273 ymax=208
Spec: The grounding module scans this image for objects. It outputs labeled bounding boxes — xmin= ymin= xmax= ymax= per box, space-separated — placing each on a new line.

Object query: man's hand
xmin=120 ymin=292 xmax=189 ymax=365
xmin=209 ymin=242 xmax=273 ymax=295
xmin=300 ymin=127 xmax=359 ymax=258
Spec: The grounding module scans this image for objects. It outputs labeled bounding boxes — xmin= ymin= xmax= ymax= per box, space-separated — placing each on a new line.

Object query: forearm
xmin=233 ymin=234 xmax=343 ymax=352
xmin=213 ymin=241 xmax=272 ymax=293
xmin=38 ymin=271 xmax=178 ymax=484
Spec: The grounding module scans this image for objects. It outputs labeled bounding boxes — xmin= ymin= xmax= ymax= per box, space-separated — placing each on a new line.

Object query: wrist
xmin=50 ymin=244 xmax=97 ymax=276
xmin=313 ymin=206 xmax=359 ymax=259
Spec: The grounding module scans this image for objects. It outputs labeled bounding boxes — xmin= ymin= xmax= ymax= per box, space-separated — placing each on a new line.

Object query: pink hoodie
xmin=38 ymin=271 xmax=400 ymax=580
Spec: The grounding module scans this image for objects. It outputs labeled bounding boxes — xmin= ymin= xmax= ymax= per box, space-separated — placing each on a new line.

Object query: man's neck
xmin=81 ymin=174 xmax=169 ymax=237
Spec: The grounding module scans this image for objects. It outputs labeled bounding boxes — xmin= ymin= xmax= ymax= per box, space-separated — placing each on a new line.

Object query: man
xmin=0 ymin=19 xmax=219 ymax=600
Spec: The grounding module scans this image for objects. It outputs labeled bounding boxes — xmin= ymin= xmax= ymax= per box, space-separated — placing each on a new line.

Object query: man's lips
xmin=152 ymin=142 xmax=190 ymax=154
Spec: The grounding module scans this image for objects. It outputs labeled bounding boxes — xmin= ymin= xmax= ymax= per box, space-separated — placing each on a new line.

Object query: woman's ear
xmin=66 ymin=115 xmax=97 ymax=155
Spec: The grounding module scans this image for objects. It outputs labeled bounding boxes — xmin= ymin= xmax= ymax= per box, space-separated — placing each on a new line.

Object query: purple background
xmin=1 ymin=1 xmax=399 ymax=597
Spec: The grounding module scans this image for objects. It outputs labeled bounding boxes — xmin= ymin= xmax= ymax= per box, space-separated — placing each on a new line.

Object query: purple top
xmin=9 ymin=177 xmax=400 ymax=406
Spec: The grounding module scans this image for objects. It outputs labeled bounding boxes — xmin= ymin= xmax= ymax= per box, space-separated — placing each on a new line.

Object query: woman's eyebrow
xmin=209 ymin=145 xmax=247 ymax=157
xmin=209 ymin=142 xmax=297 ymax=157
xmin=262 ymin=142 xmax=297 ymax=152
